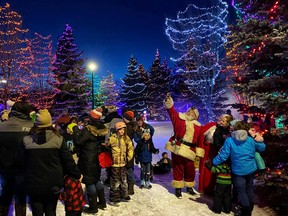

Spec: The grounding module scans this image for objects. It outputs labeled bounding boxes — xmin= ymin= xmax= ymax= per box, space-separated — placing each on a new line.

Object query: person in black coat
xmin=73 ymin=108 xmax=108 ymax=214
xmin=21 ymin=109 xmax=81 ymax=216
xmin=0 ymin=101 xmax=34 ymax=216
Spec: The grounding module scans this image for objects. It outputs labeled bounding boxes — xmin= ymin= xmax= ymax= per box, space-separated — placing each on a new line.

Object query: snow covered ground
xmin=10 ymin=121 xmax=275 ymax=216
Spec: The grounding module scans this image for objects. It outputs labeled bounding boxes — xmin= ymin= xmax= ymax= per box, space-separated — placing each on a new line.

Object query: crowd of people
xmin=0 ymin=97 xmax=267 ymax=216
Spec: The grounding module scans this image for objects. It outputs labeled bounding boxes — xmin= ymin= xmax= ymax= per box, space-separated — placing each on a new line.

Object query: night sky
xmin=9 ymin=0 xmax=234 ymax=80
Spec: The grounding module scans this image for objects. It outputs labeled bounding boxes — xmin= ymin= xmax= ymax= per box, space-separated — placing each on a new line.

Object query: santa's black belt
xmin=181 ymin=140 xmax=197 ymax=148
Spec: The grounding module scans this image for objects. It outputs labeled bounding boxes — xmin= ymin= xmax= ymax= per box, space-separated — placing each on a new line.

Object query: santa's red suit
xmin=198 ymin=122 xmax=217 ymax=195
xmin=164 ymin=97 xmax=204 ymax=190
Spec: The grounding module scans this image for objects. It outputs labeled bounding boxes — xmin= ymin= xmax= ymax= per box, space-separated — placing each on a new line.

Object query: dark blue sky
xmin=10 ymin=0 xmax=234 ymax=80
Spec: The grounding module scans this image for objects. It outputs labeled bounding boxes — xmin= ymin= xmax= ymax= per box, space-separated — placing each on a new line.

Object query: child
xmin=248 ymin=122 xmax=266 ymax=173
xmin=107 ymin=121 xmax=134 ymax=203
xmin=135 ymin=130 xmax=159 ymax=189
xmin=60 ymin=175 xmax=86 ymax=216
xmin=205 ymin=160 xmax=232 ymax=214
xmin=153 ymin=152 xmax=172 ymax=174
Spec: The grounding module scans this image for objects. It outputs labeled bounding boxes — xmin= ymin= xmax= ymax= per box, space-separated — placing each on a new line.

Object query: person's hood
xmin=231 ymin=129 xmax=248 ymax=145
xmin=86 ymin=124 xmax=108 ymax=137
xmin=31 ymin=130 xmax=56 ymax=144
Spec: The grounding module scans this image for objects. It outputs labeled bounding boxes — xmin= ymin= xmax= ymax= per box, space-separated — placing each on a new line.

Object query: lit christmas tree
xmin=86 ymin=69 xmax=102 ymax=108
xmin=27 ymin=33 xmax=54 ymax=109
xmin=165 ymin=1 xmax=229 ymax=121
xmin=0 ymin=3 xmax=31 ymax=103
xmin=227 ymin=0 xmax=288 ymax=117
xmin=101 ymin=72 xmax=120 ymax=106
xmin=49 ymin=24 xmax=90 ymax=116
xmin=146 ymin=50 xmax=172 ymax=120
xmin=120 ymin=55 xmax=147 ymax=115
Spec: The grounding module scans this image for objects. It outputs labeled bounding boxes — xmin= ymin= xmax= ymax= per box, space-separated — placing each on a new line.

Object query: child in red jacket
xmin=60 ymin=176 xmax=86 ymax=216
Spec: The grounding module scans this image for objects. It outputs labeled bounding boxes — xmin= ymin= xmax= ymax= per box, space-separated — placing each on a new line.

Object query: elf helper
xmin=164 ymin=94 xmax=204 ymax=198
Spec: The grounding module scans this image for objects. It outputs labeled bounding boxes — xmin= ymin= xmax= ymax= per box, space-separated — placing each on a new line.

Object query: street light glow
xmin=0 ymin=79 xmax=7 ymax=84
xmin=88 ymin=62 xmax=97 ymax=71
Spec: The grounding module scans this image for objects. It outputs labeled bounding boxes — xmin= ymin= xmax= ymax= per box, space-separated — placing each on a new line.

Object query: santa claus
xmin=164 ymin=94 xmax=204 ymax=198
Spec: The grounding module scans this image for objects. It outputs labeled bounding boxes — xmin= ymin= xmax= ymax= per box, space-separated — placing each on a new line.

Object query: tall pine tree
xmin=165 ymin=1 xmax=229 ymax=121
xmin=0 ymin=3 xmax=31 ymax=103
xmin=227 ymin=0 xmax=288 ymax=116
xmin=146 ymin=50 xmax=172 ymax=120
xmin=49 ymin=24 xmax=90 ymax=116
xmin=120 ymin=55 xmax=147 ymax=115
xmin=101 ymin=72 xmax=120 ymax=106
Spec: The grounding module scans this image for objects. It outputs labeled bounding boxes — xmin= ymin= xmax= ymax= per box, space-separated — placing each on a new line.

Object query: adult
xmin=164 ymin=94 xmax=204 ymax=198
xmin=212 ymin=121 xmax=266 ymax=216
xmin=21 ymin=109 xmax=81 ymax=216
xmin=0 ymin=101 xmax=33 ymax=216
xmin=73 ymin=108 xmax=109 ymax=213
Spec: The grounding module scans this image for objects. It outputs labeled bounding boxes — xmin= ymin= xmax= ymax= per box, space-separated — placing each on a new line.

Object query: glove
xmin=155 ymin=149 xmax=159 ymax=154
xmin=205 ymin=161 xmax=213 ymax=170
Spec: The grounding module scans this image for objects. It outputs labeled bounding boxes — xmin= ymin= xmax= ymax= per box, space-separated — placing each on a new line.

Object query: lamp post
xmin=88 ymin=63 xmax=97 ymax=109
xmin=1 ymin=79 xmax=7 ymax=109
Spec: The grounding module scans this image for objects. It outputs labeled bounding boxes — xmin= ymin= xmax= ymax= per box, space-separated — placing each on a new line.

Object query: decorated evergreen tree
xmin=0 ymin=3 xmax=31 ymax=104
xmin=120 ymin=55 xmax=147 ymax=115
xmin=49 ymin=24 xmax=90 ymax=116
xmin=165 ymin=1 xmax=229 ymax=121
xmin=101 ymin=72 xmax=120 ymax=106
xmin=27 ymin=33 xmax=54 ymax=109
xmin=227 ymin=0 xmax=288 ymax=117
xmin=146 ymin=50 xmax=172 ymax=120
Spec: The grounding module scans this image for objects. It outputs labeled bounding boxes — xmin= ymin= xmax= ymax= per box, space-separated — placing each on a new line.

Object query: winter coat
xmin=22 ymin=129 xmax=81 ymax=195
xmin=104 ymin=111 xmax=122 ymax=124
xmin=213 ymin=124 xmax=231 ymax=149
xmin=73 ymin=121 xmax=108 ymax=185
xmin=164 ymin=105 xmax=203 ymax=161
xmin=108 ymin=133 xmax=133 ymax=168
xmin=60 ymin=176 xmax=86 ymax=212
xmin=126 ymin=120 xmax=136 ymax=168
xmin=135 ymin=138 xmax=158 ymax=163
xmin=0 ymin=113 xmax=33 ymax=175
xmin=212 ymin=129 xmax=266 ymax=176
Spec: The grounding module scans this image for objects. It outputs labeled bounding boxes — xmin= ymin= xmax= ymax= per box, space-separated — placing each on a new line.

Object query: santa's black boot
xmin=187 ymin=187 xmax=196 ymax=195
xmin=175 ymin=188 xmax=182 ymax=199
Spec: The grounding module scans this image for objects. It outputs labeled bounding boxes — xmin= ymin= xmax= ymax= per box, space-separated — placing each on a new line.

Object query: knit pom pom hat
xmin=35 ymin=109 xmax=52 ymax=128
xmin=90 ymin=108 xmax=103 ymax=120
xmin=123 ymin=110 xmax=134 ymax=121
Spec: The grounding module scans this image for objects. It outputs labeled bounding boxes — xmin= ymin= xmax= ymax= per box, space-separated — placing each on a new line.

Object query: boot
xmin=187 ymin=187 xmax=196 ymax=195
xmin=140 ymin=180 xmax=145 ymax=189
xmin=240 ymin=206 xmax=252 ymax=216
xmin=84 ymin=193 xmax=98 ymax=214
xmin=97 ymin=188 xmax=107 ymax=210
xmin=128 ymin=182 xmax=134 ymax=195
xmin=145 ymin=181 xmax=152 ymax=189
xmin=175 ymin=188 xmax=182 ymax=199
xmin=15 ymin=204 xmax=26 ymax=216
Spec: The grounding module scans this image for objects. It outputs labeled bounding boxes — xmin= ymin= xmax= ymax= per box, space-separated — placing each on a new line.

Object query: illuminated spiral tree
xmin=0 ymin=3 xmax=31 ymax=102
xmin=101 ymin=72 xmax=120 ymax=106
xmin=165 ymin=1 xmax=229 ymax=121
xmin=49 ymin=24 xmax=90 ymax=116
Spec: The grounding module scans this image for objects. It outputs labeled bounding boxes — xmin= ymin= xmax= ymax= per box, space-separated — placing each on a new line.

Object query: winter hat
xmin=35 ymin=109 xmax=53 ymax=128
xmin=67 ymin=123 xmax=78 ymax=133
xmin=11 ymin=101 xmax=31 ymax=117
xmin=187 ymin=107 xmax=199 ymax=119
xmin=115 ymin=122 xmax=126 ymax=130
xmin=141 ymin=129 xmax=151 ymax=139
xmin=123 ymin=110 xmax=134 ymax=121
xmin=90 ymin=108 xmax=103 ymax=120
